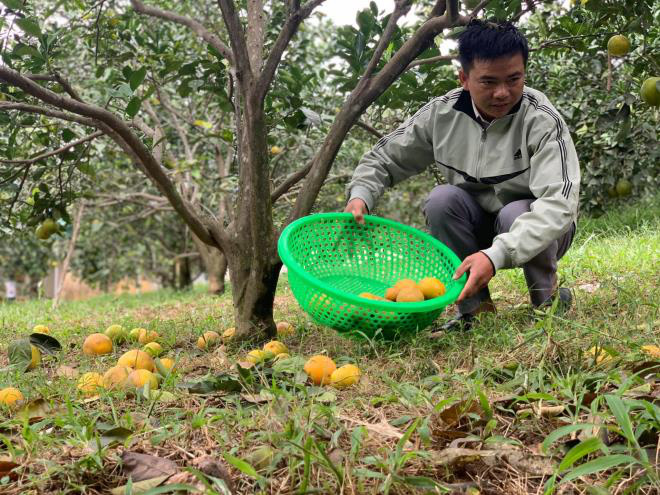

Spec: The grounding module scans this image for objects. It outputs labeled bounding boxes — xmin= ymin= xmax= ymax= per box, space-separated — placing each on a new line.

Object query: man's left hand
xmin=453 ymin=252 xmax=494 ymax=302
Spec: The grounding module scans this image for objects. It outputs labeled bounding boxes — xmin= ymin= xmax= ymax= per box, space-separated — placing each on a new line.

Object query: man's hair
xmin=458 ymin=19 xmax=529 ymax=72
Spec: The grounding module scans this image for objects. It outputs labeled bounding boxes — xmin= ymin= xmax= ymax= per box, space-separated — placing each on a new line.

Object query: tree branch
xmin=256 ymin=0 xmax=325 ymax=100
xmin=0 ymin=102 xmax=98 ymax=127
xmin=26 ymin=72 xmax=83 ymax=102
xmin=355 ymin=120 xmax=384 ymax=139
xmin=217 ymin=0 xmax=252 ymax=84
xmin=271 ymin=160 xmax=312 ymax=202
xmin=407 ymin=53 xmax=456 ymax=70
xmin=247 ymin=0 xmax=265 ymax=73
xmin=0 ymin=131 xmax=104 ymax=165
xmin=130 ymin=0 xmax=234 ymax=65
xmin=361 ymin=0 xmax=412 ymax=82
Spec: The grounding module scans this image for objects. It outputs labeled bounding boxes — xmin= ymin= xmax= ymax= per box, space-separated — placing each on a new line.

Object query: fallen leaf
xmin=516 ymin=404 xmax=565 ymax=418
xmin=0 ymin=460 xmax=20 ymax=481
xmin=502 ymin=450 xmax=555 ymax=476
xmin=164 ymin=471 xmax=204 ymax=490
xmin=430 ymin=448 xmax=498 ymax=468
xmin=577 ymin=282 xmax=600 ymax=293
xmin=56 ymin=365 xmax=78 ymax=378
xmin=29 ymin=333 xmax=62 ymax=354
xmin=192 ymin=455 xmax=235 ymax=492
xmin=120 ymin=451 xmax=179 ymax=482
xmin=437 ymin=400 xmax=482 ymax=428
xmin=16 ymin=398 xmax=62 ymax=423
xmin=641 ymin=345 xmax=660 ymax=359
xmin=89 ymin=427 xmax=133 ymax=452
xmin=7 ymin=339 xmax=33 ymax=372
xmin=337 ymin=414 xmax=412 ymax=447
xmin=110 ymin=475 xmax=170 ymax=495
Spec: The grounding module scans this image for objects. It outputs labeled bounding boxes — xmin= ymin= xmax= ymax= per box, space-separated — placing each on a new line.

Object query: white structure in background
xmin=3 ymin=279 xmax=17 ymax=301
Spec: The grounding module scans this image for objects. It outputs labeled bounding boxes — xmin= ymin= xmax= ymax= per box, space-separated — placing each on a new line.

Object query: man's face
xmin=458 ymin=53 xmax=525 ymax=121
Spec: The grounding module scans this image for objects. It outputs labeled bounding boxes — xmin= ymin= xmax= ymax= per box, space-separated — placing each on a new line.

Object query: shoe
xmin=536 ymin=287 xmax=572 ymax=314
xmin=430 ymin=313 xmax=475 ymax=337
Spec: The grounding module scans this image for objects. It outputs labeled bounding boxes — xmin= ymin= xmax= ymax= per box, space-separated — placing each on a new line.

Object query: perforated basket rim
xmin=278 ymin=213 xmax=467 ymax=313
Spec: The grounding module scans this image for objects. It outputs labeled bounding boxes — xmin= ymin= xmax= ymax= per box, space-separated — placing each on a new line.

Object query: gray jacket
xmin=347 ymin=86 xmax=581 ymax=271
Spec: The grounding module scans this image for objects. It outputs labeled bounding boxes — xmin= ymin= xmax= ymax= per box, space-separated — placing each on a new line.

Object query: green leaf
xmin=0 ymin=0 xmax=25 ymax=10
xmin=130 ymin=67 xmax=147 ymax=91
xmin=61 ymin=128 xmax=76 ymax=142
xmin=558 ymin=437 xmax=604 ymax=473
xmin=90 ymin=426 xmax=133 ymax=452
xmin=223 ymin=453 xmax=258 ymax=479
xmin=561 ymin=454 xmax=637 ymax=484
xmin=8 ymin=339 xmax=33 ymax=372
xmin=15 ymin=18 xmax=41 ymax=38
xmin=604 ymin=395 xmax=636 ymax=445
xmin=154 ymin=357 xmax=171 ymax=378
xmin=177 ymin=374 xmax=242 ymax=394
xmin=126 ymin=97 xmax=141 ymax=118
xmin=29 ymin=332 xmax=61 ymax=354
xmin=542 ymin=424 xmax=597 ymax=453
xmin=398 ymin=476 xmax=439 ymax=489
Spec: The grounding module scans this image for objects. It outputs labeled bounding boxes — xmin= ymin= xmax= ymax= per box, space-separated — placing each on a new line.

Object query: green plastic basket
xmin=278 ymin=213 xmax=467 ymax=338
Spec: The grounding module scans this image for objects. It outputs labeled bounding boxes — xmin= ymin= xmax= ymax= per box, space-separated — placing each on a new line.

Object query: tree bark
xmin=227 ymin=243 xmax=280 ymax=340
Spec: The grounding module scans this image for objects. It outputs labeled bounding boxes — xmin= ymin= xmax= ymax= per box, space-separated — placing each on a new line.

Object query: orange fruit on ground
xmin=197 ymin=331 xmax=221 ymax=350
xmin=304 ymin=355 xmax=337 ymax=385
xmin=396 ymin=287 xmax=425 ymax=302
xmin=384 ymin=287 xmax=400 ymax=301
xmin=276 ymin=321 xmax=294 ymax=336
xmin=330 ymin=364 xmax=361 ymax=389
xmin=417 ymin=277 xmax=446 ymax=299
xmin=32 ymin=325 xmax=50 ymax=334
xmin=77 ymin=372 xmax=105 ymax=396
xmin=105 ymin=324 xmax=127 ymax=342
xmin=158 ymin=357 xmax=175 ymax=372
xmin=137 ymin=329 xmax=159 ymax=345
xmin=117 ymin=349 xmax=154 ymax=371
xmin=27 ymin=344 xmax=41 ymax=370
xmin=127 ymin=369 xmax=159 ymax=389
xmin=222 ymin=327 xmax=236 ymax=342
xmin=129 ymin=328 xmax=144 ymax=341
xmin=246 ymin=349 xmax=274 ymax=364
xmin=82 ymin=333 xmax=113 ymax=356
xmin=143 ymin=342 xmax=163 ymax=357
xmin=102 ymin=365 xmax=132 ymax=389
xmin=273 ymin=353 xmax=290 ymax=363
xmin=263 ymin=341 xmax=288 ymax=356
xmin=0 ymin=387 xmax=24 ymax=406
xmin=394 ymin=279 xmax=418 ymax=290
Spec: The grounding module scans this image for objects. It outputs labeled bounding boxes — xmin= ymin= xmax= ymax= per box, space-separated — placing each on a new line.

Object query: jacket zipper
xmin=475 ymin=127 xmax=488 ymax=182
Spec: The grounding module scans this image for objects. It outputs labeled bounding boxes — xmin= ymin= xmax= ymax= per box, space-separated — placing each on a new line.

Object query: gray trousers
xmin=424 ymin=184 xmax=576 ymax=314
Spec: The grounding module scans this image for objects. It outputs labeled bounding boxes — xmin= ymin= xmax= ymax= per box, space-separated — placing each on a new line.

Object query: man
xmin=344 ymin=20 xmax=580 ymax=331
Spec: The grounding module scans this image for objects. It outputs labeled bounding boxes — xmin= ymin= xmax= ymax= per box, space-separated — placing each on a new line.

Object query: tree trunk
xmin=207 ymin=250 xmax=228 ymax=295
xmin=226 ymin=243 xmax=280 ymax=340
xmin=193 ymin=234 xmax=228 ymax=295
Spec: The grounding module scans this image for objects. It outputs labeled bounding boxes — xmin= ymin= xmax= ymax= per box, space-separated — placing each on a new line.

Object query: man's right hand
xmin=344 ymin=198 xmax=368 ymax=224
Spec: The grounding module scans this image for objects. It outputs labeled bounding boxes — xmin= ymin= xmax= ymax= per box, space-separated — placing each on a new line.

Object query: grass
xmin=0 ymin=195 xmax=659 ymax=494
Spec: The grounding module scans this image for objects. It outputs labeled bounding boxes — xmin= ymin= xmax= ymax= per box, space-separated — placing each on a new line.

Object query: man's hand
xmin=453 ymin=252 xmax=494 ymax=302
xmin=344 ymin=198 xmax=368 ymax=224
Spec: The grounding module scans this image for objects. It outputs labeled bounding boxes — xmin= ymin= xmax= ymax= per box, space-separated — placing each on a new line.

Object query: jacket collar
xmin=453 ymin=89 xmax=523 ymax=124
